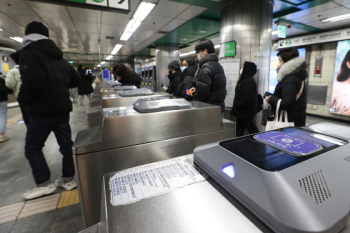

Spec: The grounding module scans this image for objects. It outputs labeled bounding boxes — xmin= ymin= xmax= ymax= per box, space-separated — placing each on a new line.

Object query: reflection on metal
xmin=74 ymin=101 xmax=236 ymax=227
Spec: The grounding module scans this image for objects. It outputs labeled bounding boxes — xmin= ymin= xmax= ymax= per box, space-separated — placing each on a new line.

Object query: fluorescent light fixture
xmin=97 ymin=65 xmax=101 ymax=67
xmin=200 ymin=30 xmax=206 ymax=33
xmin=106 ymin=55 xmax=113 ymax=60
xmin=69 ymin=61 xmax=73 ymax=64
xmin=120 ymin=2 xmax=156 ymax=41
xmin=0 ymin=28 xmax=3 ymax=31
xmin=120 ymin=32 xmax=132 ymax=41
xmin=180 ymin=51 xmax=196 ymax=57
xmin=322 ymin=13 xmax=350 ymax=22
xmin=214 ymin=45 xmax=220 ymax=48
xmin=111 ymin=44 xmax=123 ymax=55
xmin=133 ymin=2 xmax=156 ymax=22
xmin=101 ymin=61 xmax=106 ymax=65
xmin=10 ymin=37 xmax=23 ymax=43
xmin=272 ymin=31 xmax=279 ymax=35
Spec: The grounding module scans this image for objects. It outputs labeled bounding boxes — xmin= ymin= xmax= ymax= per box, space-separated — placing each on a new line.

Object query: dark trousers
xmin=25 ymin=113 xmax=75 ymax=185
xmin=18 ymin=100 xmax=29 ymax=126
xmin=236 ymin=118 xmax=260 ymax=137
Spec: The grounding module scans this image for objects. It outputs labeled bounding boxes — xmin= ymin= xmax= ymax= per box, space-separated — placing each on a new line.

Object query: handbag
xmin=265 ymin=99 xmax=294 ymax=131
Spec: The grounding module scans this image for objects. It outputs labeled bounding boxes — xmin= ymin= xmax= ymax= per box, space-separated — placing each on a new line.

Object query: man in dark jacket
xmin=167 ymin=60 xmax=182 ymax=95
xmin=77 ymin=65 xmax=94 ymax=106
xmin=231 ymin=62 xmax=259 ymax=136
xmin=190 ymin=39 xmax=227 ymax=112
xmin=113 ymin=64 xmax=141 ymax=88
xmin=16 ymin=22 xmax=81 ymax=200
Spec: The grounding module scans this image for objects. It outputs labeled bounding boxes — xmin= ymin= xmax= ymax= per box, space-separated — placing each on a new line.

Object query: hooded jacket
xmin=17 ymin=39 xmax=81 ymax=116
xmin=268 ymin=57 xmax=307 ymax=127
xmin=193 ymin=54 xmax=227 ymax=112
xmin=231 ymin=62 xmax=258 ymax=120
xmin=119 ymin=72 xmax=141 ymax=88
xmin=77 ymin=68 xmax=94 ymax=95
xmin=174 ymin=65 xmax=197 ymax=100
xmin=5 ymin=65 xmax=21 ymax=98
xmin=167 ymin=70 xmax=182 ymax=95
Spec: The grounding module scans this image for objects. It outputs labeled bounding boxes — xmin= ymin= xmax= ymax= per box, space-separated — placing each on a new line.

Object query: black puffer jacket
xmin=193 ymin=54 xmax=227 ymax=112
xmin=167 ymin=70 xmax=182 ymax=95
xmin=119 ymin=72 xmax=141 ymax=88
xmin=175 ymin=65 xmax=197 ymax=100
xmin=268 ymin=57 xmax=307 ymax=127
xmin=231 ymin=76 xmax=258 ymax=121
xmin=17 ymin=39 xmax=81 ymax=116
xmin=78 ymin=69 xmax=94 ymax=95
xmin=0 ymin=78 xmax=13 ymax=102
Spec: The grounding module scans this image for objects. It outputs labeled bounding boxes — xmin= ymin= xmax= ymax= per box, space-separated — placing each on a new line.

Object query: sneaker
xmin=0 ymin=135 xmax=9 ymax=142
xmin=22 ymin=183 xmax=57 ymax=200
xmin=55 ymin=178 xmax=77 ymax=191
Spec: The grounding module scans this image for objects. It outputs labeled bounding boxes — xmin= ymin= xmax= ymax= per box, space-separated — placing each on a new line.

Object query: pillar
xmin=220 ymin=0 xmax=273 ymax=131
xmin=155 ymin=44 xmax=180 ymax=92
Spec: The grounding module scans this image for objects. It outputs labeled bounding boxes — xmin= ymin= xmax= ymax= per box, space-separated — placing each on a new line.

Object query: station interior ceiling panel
xmin=1 ymin=0 xmax=350 ymax=65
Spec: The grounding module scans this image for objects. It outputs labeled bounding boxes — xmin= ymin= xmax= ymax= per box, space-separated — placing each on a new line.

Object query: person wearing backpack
xmin=264 ymin=48 xmax=307 ymax=127
xmin=231 ymin=62 xmax=260 ymax=137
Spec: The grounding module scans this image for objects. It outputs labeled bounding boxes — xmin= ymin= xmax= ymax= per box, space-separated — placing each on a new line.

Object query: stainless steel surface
xmin=155 ymin=44 xmax=180 ymax=91
xmin=75 ymin=102 xmax=229 ymax=154
xmin=303 ymin=122 xmax=350 ymax=139
xmin=75 ymin=127 xmax=236 ymax=228
xmin=307 ymin=85 xmax=328 ymax=105
xmin=220 ymin=0 xmax=273 ymax=132
xmin=101 ymin=93 xmax=172 ymax=108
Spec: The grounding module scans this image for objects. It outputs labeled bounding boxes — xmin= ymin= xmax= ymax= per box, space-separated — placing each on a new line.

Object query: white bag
xmin=265 ymin=99 xmax=294 ymax=131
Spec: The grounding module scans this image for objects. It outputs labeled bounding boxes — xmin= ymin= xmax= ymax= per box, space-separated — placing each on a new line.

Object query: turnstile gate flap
xmin=119 ymin=88 xmax=154 ymax=97
xmin=133 ymin=97 xmax=191 ymax=113
xmin=114 ymin=85 xmax=137 ymax=91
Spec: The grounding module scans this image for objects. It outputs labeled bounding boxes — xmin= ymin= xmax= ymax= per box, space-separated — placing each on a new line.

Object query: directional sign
xmin=278 ymin=25 xmax=286 ymax=38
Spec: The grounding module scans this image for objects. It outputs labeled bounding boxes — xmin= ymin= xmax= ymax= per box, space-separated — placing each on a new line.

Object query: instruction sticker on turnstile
xmin=254 ymin=132 xmax=322 ymax=156
xmin=109 ymin=156 xmax=207 ymax=206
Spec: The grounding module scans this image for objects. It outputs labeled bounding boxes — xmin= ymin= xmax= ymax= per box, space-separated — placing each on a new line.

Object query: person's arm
xmin=195 ymin=66 xmax=212 ymax=102
xmin=18 ymin=51 xmax=47 ymax=104
xmin=182 ymin=76 xmax=194 ymax=100
xmin=268 ymin=77 xmax=299 ymax=111
xmin=5 ymin=69 xmax=16 ymax=90
xmin=235 ymin=80 xmax=255 ymax=109
xmin=69 ymin=66 xmax=81 ymax=88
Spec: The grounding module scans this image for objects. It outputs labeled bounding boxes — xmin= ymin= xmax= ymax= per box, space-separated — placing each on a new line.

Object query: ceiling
xmin=1 ymin=0 xmax=350 ymax=66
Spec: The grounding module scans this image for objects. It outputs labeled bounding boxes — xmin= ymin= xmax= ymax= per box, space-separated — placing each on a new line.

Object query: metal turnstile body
xmin=74 ymin=101 xmax=236 ymax=228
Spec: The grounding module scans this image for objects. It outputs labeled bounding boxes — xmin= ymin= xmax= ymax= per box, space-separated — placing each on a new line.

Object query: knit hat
xmin=168 ymin=60 xmax=180 ymax=71
xmin=10 ymin=52 xmax=19 ymax=64
xmin=242 ymin=61 xmax=257 ymax=77
xmin=25 ymin=21 xmax=49 ymax=37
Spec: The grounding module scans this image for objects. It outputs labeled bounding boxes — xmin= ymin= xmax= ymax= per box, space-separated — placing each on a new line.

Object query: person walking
xmin=264 ymin=48 xmax=307 ymax=127
xmin=17 ymin=21 xmax=81 ymax=199
xmin=0 ymin=76 xmax=13 ymax=142
xmin=190 ymin=39 xmax=227 ymax=112
xmin=5 ymin=54 xmax=30 ymax=125
xmin=175 ymin=57 xmax=197 ymax=100
xmin=231 ymin=62 xmax=260 ymax=136
xmin=77 ymin=65 xmax=94 ymax=106
xmin=112 ymin=64 xmax=141 ymax=88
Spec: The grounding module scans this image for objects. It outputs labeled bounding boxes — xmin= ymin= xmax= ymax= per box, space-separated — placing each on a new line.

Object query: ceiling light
xmin=0 ymin=28 xmax=3 ymax=31
xmin=183 ymin=38 xmax=188 ymax=40
xmin=180 ymin=51 xmax=196 ymax=57
xmin=133 ymin=2 xmax=156 ymax=22
xmin=214 ymin=45 xmax=220 ymax=48
xmin=111 ymin=44 xmax=123 ymax=55
xmin=120 ymin=32 xmax=132 ymax=41
xmin=130 ymin=21 xmax=141 ymax=33
xmin=322 ymin=13 xmax=350 ymax=22
xmin=106 ymin=55 xmax=113 ymax=60
xmin=10 ymin=37 xmax=23 ymax=43
xmin=97 ymin=65 xmax=101 ymax=67
xmin=200 ymin=31 xmax=206 ymax=33
xmin=101 ymin=61 xmax=106 ymax=65
xmin=272 ymin=31 xmax=278 ymax=35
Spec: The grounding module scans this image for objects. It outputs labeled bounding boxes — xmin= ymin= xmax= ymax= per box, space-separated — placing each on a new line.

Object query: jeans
xmin=25 ymin=113 xmax=75 ymax=185
xmin=0 ymin=101 xmax=7 ymax=134
xmin=79 ymin=94 xmax=92 ymax=105
xmin=236 ymin=118 xmax=260 ymax=137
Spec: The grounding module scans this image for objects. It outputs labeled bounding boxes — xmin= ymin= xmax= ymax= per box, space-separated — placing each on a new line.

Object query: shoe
xmin=55 ymin=178 xmax=77 ymax=191
xmin=0 ymin=135 xmax=9 ymax=142
xmin=22 ymin=183 xmax=57 ymax=200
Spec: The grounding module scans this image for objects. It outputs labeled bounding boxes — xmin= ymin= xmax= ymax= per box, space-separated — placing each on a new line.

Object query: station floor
xmin=0 ymin=100 xmax=349 ymax=233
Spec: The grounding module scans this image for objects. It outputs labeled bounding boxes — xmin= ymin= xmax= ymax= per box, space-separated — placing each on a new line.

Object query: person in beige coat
xmin=6 ymin=54 xmax=29 ymax=125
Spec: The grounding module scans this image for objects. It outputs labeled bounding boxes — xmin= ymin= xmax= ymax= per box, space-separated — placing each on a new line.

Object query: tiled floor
xmin=1 ymin=98 xmax=350 ymax=233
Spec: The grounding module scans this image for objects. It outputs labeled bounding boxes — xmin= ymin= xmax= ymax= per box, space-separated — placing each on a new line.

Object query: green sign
xmin=286 ymin=39 xmax=292 ymax=46
xmin=278 ymin=25 xmax=287 ymax=38
xmin=221 ymin=41 xmax=236 ymax=58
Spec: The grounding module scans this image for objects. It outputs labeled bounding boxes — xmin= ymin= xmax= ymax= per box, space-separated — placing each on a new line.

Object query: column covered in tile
xmin=155 ymin=44 xmax=180 ymax=91
xmin=220 ymin=0 xmax=273 ymax=130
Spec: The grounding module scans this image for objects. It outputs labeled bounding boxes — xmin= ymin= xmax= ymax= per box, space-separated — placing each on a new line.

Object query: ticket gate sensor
xmin=194 ymin=127 xmax=350 ymax=233
xmin=119 ymin=88 xmax=154 ymax=97
xmin=134 ymin=98 xmax=191 ymax=113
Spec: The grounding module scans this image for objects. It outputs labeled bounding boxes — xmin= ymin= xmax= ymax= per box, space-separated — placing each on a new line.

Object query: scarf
xmin=22 ymin=34 xmax=49 ymax=47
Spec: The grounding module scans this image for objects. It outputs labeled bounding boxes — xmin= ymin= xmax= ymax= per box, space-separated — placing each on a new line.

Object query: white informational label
xmin=109 ymin=0 xmax=129 ymax=10
xmin=278 ymin=28 xmax=350 ymax=49
xmin=109 ymin=156 xmax=207 ymax=206
xmin=219 ymin=57 xmax=240 ymax=108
